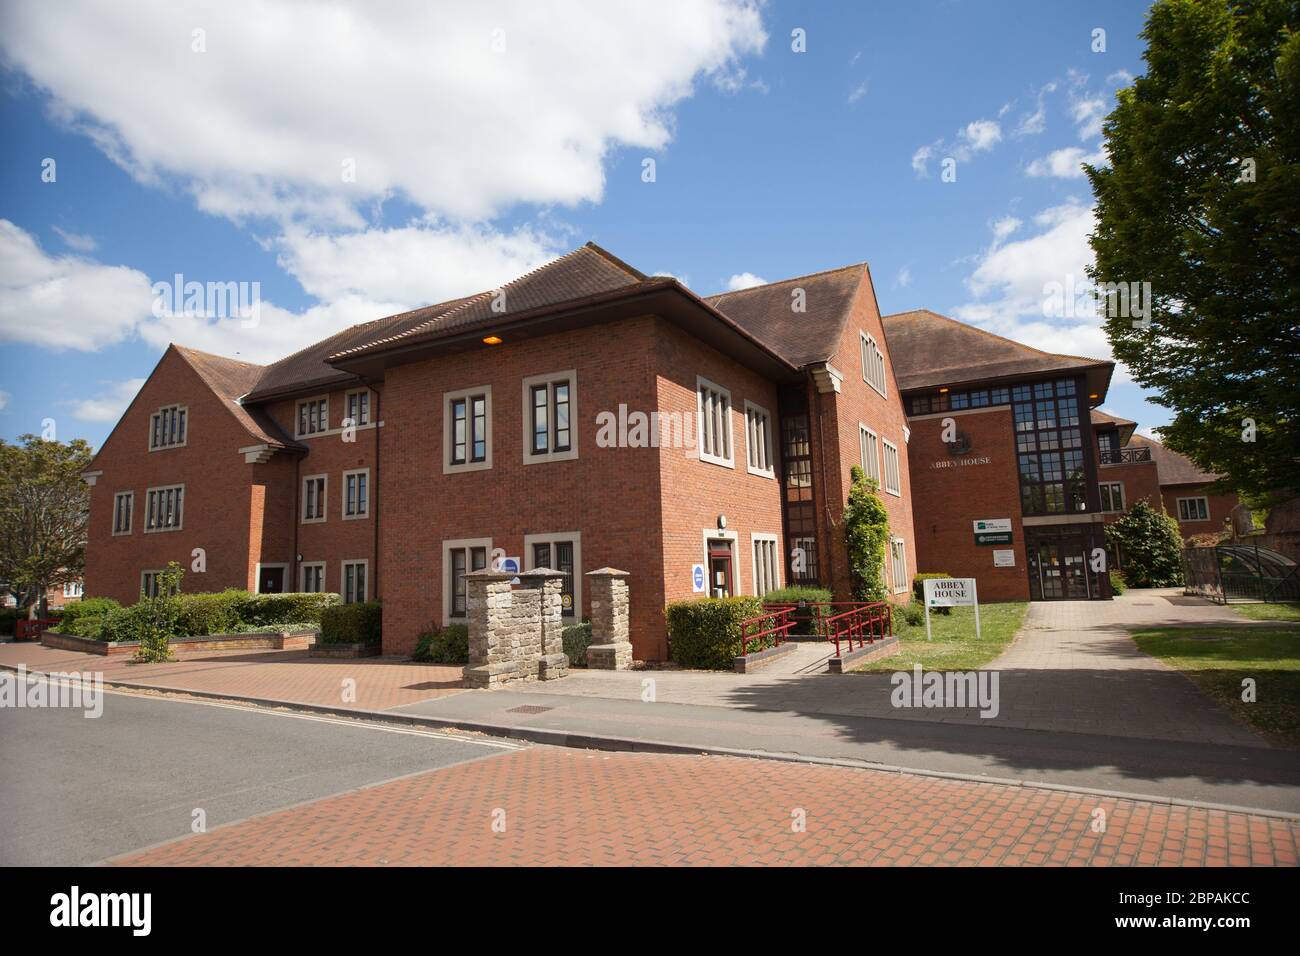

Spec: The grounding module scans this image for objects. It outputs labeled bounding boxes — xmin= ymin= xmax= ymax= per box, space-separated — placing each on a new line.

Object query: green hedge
xmin=59 ymin=597 xmax=122 ymax=639
xmin=666 ymin=596 xmax=767 ymax=670
xmin=240 ymin=592 xmax=339 ymax=626
xmin=913 ymin=572 xmax=952 ymax=615
xmin=1109 ymin=570 xmax=1126 ymax=595
xmin=412 ymin=623 xmax=468 ymax=663
xmin=98 ymin=604 xmax=155 ymax=643
xmin=761 ymin=586 xmax=832 ymax=635
xmin=320 ymin=601 xmax=382 ymax=645
xmin=173 ymin=590 xmax=248 ymax=637
xmin=562 ymin=621 xmax=593 ymax=667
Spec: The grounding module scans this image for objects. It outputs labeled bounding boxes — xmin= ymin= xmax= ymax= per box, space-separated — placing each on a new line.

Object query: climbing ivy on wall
xmin=844 ymin=465 xmax=891 ymax=602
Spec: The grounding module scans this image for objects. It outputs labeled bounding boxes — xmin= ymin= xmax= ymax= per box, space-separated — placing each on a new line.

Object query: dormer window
xmin=149 ymin=405 xmax=187 ymax=450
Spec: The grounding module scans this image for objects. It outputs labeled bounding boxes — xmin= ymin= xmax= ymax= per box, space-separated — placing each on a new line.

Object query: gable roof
xmin=880 ymin=308 xmax=1113 ymax=394
xmin=328 ymin=243 xmax=647 ymax=363
xmin=704 ymin=263 xmax=867 ymax=368
xmin=1091 ymin=408 xmax=1137 ymax=445
xmin=1128 ymin=433 xmax=1219 ymax=486
xmin=172 ymin=346 xmax=298 ymax=449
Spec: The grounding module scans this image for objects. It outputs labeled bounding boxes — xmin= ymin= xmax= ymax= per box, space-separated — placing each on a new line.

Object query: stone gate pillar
xmin=464 ymin=568 xmax=522 ymax=689
xmin=585 ymin=567 xmax=633 ymax=670
xmin=520 ymin=567 xmax=568 ymax=680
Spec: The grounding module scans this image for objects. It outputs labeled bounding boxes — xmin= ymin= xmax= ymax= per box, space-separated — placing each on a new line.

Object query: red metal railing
xmin=15 ymin=618 xmax=61 ymax=642
xmin=740 ymin=605 xmax=797 ymax=656
xmin=821 ymin=602 xmax=892 ymax=658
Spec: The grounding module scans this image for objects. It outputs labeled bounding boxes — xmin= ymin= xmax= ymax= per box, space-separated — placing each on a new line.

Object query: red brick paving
xmin=0 ymin=642 xmax=464 ymax=712
xmin=115 ymin=747 xmax=1300 ymax=867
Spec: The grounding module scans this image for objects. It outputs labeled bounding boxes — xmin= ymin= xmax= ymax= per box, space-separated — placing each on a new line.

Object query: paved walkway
xmin=114 ymin=745 xmax=1299 ymax=866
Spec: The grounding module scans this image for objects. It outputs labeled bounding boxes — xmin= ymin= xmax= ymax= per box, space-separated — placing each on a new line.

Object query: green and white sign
xmin=973 ymin=518 xmax=1012 ymax=546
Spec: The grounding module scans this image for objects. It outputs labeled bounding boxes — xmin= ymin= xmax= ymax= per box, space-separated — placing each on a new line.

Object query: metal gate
xmin=1182 ymin=544 xmax=1300 ymax=604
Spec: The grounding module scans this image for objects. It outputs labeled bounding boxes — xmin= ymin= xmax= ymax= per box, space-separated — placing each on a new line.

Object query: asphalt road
xmin=0 ymin=672 xmax=522 ymax=866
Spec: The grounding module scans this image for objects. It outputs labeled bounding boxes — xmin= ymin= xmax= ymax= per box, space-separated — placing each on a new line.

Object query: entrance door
xmin=707 ymin=540 xmax=733 ymax=598
xmin=1027 ymin=532 xmax=1094 ymax=600
xmin=259 ymin=566 xmax=286 ymax=594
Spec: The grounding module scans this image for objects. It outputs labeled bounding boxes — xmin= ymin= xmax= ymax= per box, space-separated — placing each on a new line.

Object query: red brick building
xmin=81 ymin=244 xmax=917 ymax=659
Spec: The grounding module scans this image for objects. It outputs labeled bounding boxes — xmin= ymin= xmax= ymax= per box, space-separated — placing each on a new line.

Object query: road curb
xmin=4 ymin=661 xmax=1299 ymax=822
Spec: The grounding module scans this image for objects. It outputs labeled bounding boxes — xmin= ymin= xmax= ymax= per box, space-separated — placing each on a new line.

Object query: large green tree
xmin=0 ymin=435 xmax=93 ymax=614
xmin=1086 ymin=0 xmax=1299 ymax=504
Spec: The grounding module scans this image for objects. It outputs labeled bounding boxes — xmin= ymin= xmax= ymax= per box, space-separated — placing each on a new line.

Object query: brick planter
xmin=732 ymin=639 xmax=799 ymax=674
xmin=827 ymin=634 xmax=901 ymax=673
xmin=310 ymin=641 xmax=380 ymax=658
xmin=41 ymin=629 xmax=318 ymax=657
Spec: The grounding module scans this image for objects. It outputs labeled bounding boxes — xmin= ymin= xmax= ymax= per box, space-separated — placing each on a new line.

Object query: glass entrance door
xmin=707 ymin=540 xmax=733 ymax=598
xmin=1027 ymin=531 xmax=1095 ymax=600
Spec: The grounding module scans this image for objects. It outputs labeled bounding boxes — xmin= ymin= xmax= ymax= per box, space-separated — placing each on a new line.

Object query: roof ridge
xmin=706 ymin=261 xmax=869 ymax=300
xmin=583 ymin=241 xmax=648 ymax=280
xmin=883 ymin=308 xmax=1109 ymax=367
xmin=171 ymin=342 xmax=263 ymax=370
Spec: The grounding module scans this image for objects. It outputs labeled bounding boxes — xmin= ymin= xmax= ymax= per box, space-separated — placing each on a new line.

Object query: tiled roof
xmin=172 ymin=346 xmax=297 ymax=449
xmin=704 ymin=264 xmax=867 ymax=368
xmin=1091 ymin=408 xmax=1137 ymax=445
xmin=1128 ymin=434 xmax=1219 ymax=485
xmin=880 ymin=309 xmax=1111 ymax=391
xmin=327 ymin=243 xmax=647 ymax=363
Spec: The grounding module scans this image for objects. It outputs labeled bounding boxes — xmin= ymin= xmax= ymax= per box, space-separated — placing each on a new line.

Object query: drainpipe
xmin=372 ymin=384 xmax=381 ymax=600
xmin=291 ymin=452 xmax=301 ymax=592
xmin=812 ymin=375 xmax=836 ymax=590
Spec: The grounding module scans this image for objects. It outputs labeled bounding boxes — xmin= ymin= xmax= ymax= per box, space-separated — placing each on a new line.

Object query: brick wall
xmin=1162 ymin=483 xmax=1237 ymax=541
xmin=905 ymin=406 xmax=1030 ymax=601
xmin=83 ymin=348 xmax=257 ymax=602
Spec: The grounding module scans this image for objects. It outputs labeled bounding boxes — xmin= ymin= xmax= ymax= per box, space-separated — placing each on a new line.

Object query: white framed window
xmin=889 ymin=537 xmax=908 ymax=594
xmin=522 ymin=371 xmax=578 ymax=464
xmin=860 ymin=332 xmax=887 ymax=398
xmin=858 ymin=423 xmax=881 ymax=485
xmin=696 ymin=376 xmax=734 ymax=468
xmin=1099 ymin=481 xmax=1125 ymax=513
xmin=296 ymin=395 xmax=329 ymax=438
xmin=143 ymin=484 xmax=184 ymax=532
xmin=302 ymin=474 xmax=327 ymax=523
xmin=524 ymin=531 xmax=582 ymax=618
xmin=751 ymin=533 xmax=781 ymax=596
xmin=1177 ymin=496 xmax=1209 ymax=522
xmin=743 ymin=400 xmax=775 ymax=477
xmin=342 ymin=468 xmax=370 ymax=519
xmin=340 ymin=560 xmax=368 ymax=604
xmin=881 ymin=439 xmax=902 ymax=496
xmin=149 ymin=404 xmax=187 ymax=450
xmin=300 ymin=562 xmax=325 ymax=593
xmin=140 ymin=570 xmax=175 ymax=598
xmin=443 ymin=537 xmax=492 ymax=621
xmin=343 ymin=387 xmax=371 ymax=427
xmin=444 ymin=386 xmax=492 ymax=473
xmin=112 ymin=491 xmax=134 ymax=536
xmin=62 ymin=581 xmax=83 ymax=599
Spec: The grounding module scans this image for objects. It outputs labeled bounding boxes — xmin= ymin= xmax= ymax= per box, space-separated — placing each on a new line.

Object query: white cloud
xmin=991 ymin=216 xmax=1022 ymax=242
xmin=1012 ymin=82 xmax=1056 ymax=137
xmin=848 ymin=81 xmax=868 ymax=105
xmin=895 ymin=266 xmax=911 ymax=288
xmin=2 ymin=1 xmax=767 ymax=227
xmin=0 ymin=390 xmax=9 ymax=411
xmin=1106 ymin=69 xmax=1135 ymax=86
xmin=65 ymin=378 xmax=147 ymax=422
xmin=1071 ymin=96 xmax=1107 ymax=140
xmin=0 ymin=220 xmax=154 ymax=350
xmin=911 ymin=143 xmax=936 ymax=177
xmin=52 ymin=226 xmax=97 ymax=252
xmin=1026 ymin=145 xmax=1107 ymax=178
xmin=911 ymin=119 xmax=1001 ymax=176
xmin=726 ymin=272 xmax=767 ymax=291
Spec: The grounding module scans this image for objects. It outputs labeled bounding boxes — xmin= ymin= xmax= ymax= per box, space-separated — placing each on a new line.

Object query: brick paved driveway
xmin=0 ymin=642 xmax=464 ymax=712
xmin=116 ymin=746 xmax=1299 ymax=867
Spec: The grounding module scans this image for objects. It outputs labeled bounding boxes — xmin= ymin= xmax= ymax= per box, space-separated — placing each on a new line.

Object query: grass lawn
xmin=852 ymin=602 xmax=1029 ymax=672
xmin=1131 ymin=627 xmax=1300 ymax=747
xmin=1231 ymin=602 xmax=1300 ymax=623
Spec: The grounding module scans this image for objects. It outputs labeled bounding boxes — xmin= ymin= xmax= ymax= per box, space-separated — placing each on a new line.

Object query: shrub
xmin=761 ymin=585 xmax=832 ymax=635
xmin=240 ymin=592 xmax=339 ymax=627
xmin=320 ymin=601 xmax=382 ymax=645
xmin=912 ymin=572 xmax=953 ymax=615
xmin=413 ymin=622 xmax=469 ymax=663
xmin=135 ymin=562 xmax=184 ymax=662
xmin=231 ymin=622 xmax=318 ymax=635
xmin=55 ymin=597 xmax=119 ymax=636
xmin=0 ymin=608 xmax=21 ymax=636
xmin=666 ymin=596 xmax=766 ymax=670
xmin=174 ymin=590 xmax=249 ymax=637
xmin=1104 ymin=501 xmax=1185 ymax=587
xmin=1109 ymin=570 xmax=1127 ymax=595
xmin=901 ymin=602 xmax=925 ymax=627
xmin=844 ymin=465 xmax=891 ymax=601
xmin=562 ymin=621 xmax=593 ymax=667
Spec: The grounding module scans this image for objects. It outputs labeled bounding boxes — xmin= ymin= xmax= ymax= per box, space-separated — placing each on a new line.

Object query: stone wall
xmin=585 ymin=568 xmax=634 ymax=670
xmin=464 ymin=568 xmax=569 ymax=688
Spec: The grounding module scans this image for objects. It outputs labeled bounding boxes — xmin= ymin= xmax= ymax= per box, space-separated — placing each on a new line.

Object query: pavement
xmin=2 ymin=589 xmax=1297 ymax=818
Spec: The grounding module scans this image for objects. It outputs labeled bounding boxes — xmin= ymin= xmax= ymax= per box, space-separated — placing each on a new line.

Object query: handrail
xmin=740 ymin=605 xmax=796 ymax=656
xmin=822 ymin=602 xmax=892 ymax=658
xmin=15 ymin=617 xmax=61 ymax=642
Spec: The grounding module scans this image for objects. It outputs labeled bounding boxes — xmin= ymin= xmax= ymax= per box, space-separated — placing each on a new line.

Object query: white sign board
xmin=691 ymin=564 xmax=707 ymax=593
xmin=992 ymin=549 xmax=1016 ymax=568
xmin=924 ymin=578 xmax=977 ymax=607
xmin=973 ymin=518 xmax=1012 ymax=534
xmin=921 ymin=577 xmax=981 ymax=641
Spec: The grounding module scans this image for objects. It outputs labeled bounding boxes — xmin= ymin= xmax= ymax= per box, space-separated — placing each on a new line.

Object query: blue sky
xmin=0 ymin=0 xmax=1160 ymax=449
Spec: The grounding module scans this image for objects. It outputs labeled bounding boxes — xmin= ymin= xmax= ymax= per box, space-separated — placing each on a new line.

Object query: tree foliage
xmin=0 ymin=435 xmax=93 ymax=610
xmin=1105 ymin=500 xmax=1187 ymax=587
xmin=844 ymin=465 xmax=891 ymax=601
xmin=1086 ymin=0 xmax=1300 ymax=503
